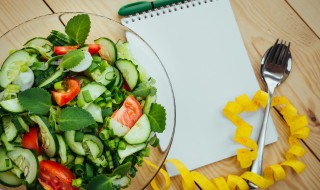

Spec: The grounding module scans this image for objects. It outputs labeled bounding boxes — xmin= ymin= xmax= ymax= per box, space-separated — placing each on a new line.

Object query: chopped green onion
xmin=149 ymin=136 xmax=159 ymax=147
xmin=75 ymin=131 xmax=84 ymax=142
xmin=87 ymin=62 xmax=99 ymax=73
xmin=54 ymin=81 xmax=64 ymax=90
xmin=74 ymin=164 xmax=85 ymax=176
xmin=82 ymin=90 xmax=93 ymax=103
xmin=98 ymin=101 xmax=107 ymax=108
xmin=118 ymin=140 xmax=126 ymax=150
xmin=99 ymin=129 xmax=109 ymax=140
xmin=72 ymin=178 xmax=83 ymax=188
xmin=99 ymin=60 xmax=109 ymax=71
xmin=75 ymin=156 xmax=85 ymax=165
xmin=93 ymin=97 xmax=104 ymax=104
xmin=92 ymin=55 xmax=102 ymax=62
xmin=85 ymin=163 xmax=94 ymax=180
xmin=108 ymin=140 xmax=116 ymax=150
xmin=106 ymin=151 xmax=114 ymax=169
xmin=140 ymin=147 xmax=150 ymax=157
xmin=136 ymin=156 xmax=143 ymax=166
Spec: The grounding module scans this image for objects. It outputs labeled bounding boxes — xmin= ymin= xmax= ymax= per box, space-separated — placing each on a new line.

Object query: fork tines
xmin=267 ymin=39 xmax=291 ymax=65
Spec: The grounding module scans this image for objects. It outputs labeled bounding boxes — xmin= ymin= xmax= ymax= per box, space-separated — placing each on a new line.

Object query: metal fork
xmin=248 ymin=39 xmax=292 ymax=189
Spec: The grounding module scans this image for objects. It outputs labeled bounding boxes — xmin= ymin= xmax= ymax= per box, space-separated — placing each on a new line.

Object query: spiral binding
xmin=122 ymin=0 xmax=217 ymax=24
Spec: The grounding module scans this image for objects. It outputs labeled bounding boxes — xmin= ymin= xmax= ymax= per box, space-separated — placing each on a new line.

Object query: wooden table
xmin=0 ymin=0 xmax=319 ymax=189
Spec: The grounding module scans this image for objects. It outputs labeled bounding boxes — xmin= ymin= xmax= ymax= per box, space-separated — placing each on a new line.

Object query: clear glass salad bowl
xmin=0 ymin=12 xmax=175 ymax=190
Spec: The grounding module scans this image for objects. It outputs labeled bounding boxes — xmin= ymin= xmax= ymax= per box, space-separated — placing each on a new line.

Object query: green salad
xmin=0 ymin=14 xmax=166 ymax=190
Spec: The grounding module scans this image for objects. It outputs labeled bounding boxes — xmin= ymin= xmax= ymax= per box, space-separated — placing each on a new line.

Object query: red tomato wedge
xmin=52 ymin=79 xmax=80 ymax=106
xmin=88 ymin=44 xmax=101 ymax=55
xmin=112 ymin=95 xmax=142 ymax=128
xmin=22 ymin=127 xmax=40 ymax=154
xmin=54 ymin=46 xmax=78 ymax=55
xmin=39 ymin=160 xmax=78 ymax=190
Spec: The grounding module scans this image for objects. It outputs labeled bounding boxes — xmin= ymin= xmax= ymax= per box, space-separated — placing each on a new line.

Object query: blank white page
xmin=122 ymin=0 xmax=278 ymax=175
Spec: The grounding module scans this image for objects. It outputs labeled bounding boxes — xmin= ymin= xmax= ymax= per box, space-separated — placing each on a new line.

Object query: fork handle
xmin=248 ymin=87 xmax=275 ymax=189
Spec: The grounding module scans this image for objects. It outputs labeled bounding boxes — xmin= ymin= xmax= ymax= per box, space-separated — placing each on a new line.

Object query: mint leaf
xmin=132 ymin=82 xmax=151 ymax=98
xmin=87 ymin=175 xmax=116 ymax=190
xmin=112 ymin=162 xmax=131 ymax=177
xmin=58 ymin=107 xmax=96 ymax=131
xmin=59 ymin=49 xmax=84 ymax=69
xmin=65 ymin=14 xmax=91 ymax=44
xmin=18 ymin=88 xmax=52 ymax=115
xmin=147 ymin=103 xmax=166 ymax=133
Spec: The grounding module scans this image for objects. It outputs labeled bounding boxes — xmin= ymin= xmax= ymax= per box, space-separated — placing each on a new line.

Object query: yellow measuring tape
xmin=145 ymin=90 xmax=310 ymax=190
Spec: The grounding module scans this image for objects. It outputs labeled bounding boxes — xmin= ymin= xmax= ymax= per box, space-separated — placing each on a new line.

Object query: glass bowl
xmin=0 ymin=12 xmax=175 ymax=190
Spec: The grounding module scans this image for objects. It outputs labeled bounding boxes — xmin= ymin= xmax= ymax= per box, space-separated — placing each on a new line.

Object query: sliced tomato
xmin=54 ymin=46 xmax=79 ymax=55
xmin=88 ymin=44 xmax=101 ymax=55
xmin=22 ymin=127 xmax=40 ymax=154
xmin=52 ymin=79 xmax=80 ymax=106
xmin=112 ymin=95 xmax=142 ymax=128
xmin=39 ymin=160 xmax=78 ymax=190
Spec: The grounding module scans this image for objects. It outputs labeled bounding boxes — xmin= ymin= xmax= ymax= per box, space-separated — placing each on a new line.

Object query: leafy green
xmin=113 ymin=162 xmax=131 ymax=177
xmin=18 ymin=88 xmax=52 ymax=115
xmin=59 ymin=49 xmax=84 ymax=69
xmin=87 ymin=175 xmax=117 ymax=190
xmin=132 ymin=80 xmax=157 ymax=98
xmin=65 ymin=14 xmax=91 ymax=44
xmin=147 ymin=103 xmax=166 ymax=133
xmin=58 ymin=107 xmax=96 ymax=131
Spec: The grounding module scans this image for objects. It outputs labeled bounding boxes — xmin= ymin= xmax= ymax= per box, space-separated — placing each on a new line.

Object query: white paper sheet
xmin=122 ymin=0 xmax=278 ymax=176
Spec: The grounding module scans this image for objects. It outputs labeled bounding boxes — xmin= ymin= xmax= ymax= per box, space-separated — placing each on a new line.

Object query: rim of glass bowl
xmin=0 ymin=12 xmax=176 ymax=188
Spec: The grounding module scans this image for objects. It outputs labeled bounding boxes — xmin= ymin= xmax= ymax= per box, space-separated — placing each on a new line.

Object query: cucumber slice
xmin=82 ymin=134 xmax=104 ymax=158
xmin=57 ymin=135 xmax=68 ymax=165
xmin=124 ymin=114 xmax=151 ymax=144
xmin=10 ymin=165 xmax=24 ymax=179
xmin=84 ymin=141 xmax=100 ymax=159
xmin=0 ymin=98 xmax=25 ymax=113
xmin=118 ymin=143 xmax=146 ymax=159
xmin=77 ymin=83 xmax=106 ymax=107
xmin=7 ymin=147 xmax=39 ymax=185
xmin=112 ymin=66 xmax=123 ymax=88
xmin=0 ymin=170 xmax=23 ymax=187
xmin=0 ymin=146 xmax=13 ymax=172
xmin=13 ymin=67 xmax=34 ymax=91
xmin=116 ymin=41 xmax=132 ymax=60
xmin=85 ymin=103 xmax=103 ymax=123
xmin=115 ymin=59 xmax=139 ymax=90
xmin=0 ymin=134 xmax=14 ymax=151
xmin=70 ymin=51 xmax=93 ymax=72
xmin=143 ymin=95 xmax=157 ymax=114
xmin=12 ymin=116 xmax=29 ymax=133
xmin=64 ymin=130 xmax=86 ymax=156
xmin=38 ymin=68 xmax=64 ymax=88
xmin=0 ymin=50 xmax=31 ymax=88
xmin=90 ymin=61 xmax=115 ymax=86
xmin=3 ymin=116 xmax=18 ymax=142
xmin=94 ymin=37 xmax=117 ymax=64
xmin=24 ymin=37 xmax=53 ymax=60
xmin=30 ymin=115 xmax=58 ymax=157
xmin=108 ymin=118 xmax=130 ymax=137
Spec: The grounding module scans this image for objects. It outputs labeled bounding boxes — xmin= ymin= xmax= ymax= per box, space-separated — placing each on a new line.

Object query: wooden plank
xmin=45 ymin=0 xmax=137 ymax=22
xmin=229 ymin=0 xmax=320 ymax=159
xmin=0 ymin=0 xmax=52 ymax=36
xmin=286 ymin=0 xmax=320 ymax=38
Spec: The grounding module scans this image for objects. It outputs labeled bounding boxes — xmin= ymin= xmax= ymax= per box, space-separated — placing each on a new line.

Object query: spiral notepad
xmin=121 ymin=0 xmax=278 ymax=176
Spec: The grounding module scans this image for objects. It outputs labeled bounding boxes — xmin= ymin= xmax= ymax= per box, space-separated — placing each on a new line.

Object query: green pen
xmin=118 ymin=0 xmax=185 ymax=16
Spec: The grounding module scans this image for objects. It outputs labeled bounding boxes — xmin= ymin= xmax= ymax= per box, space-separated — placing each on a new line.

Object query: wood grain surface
xmin=0 ymin=0 xmax=319 ymax=189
